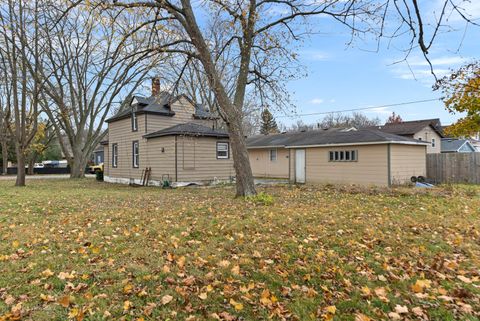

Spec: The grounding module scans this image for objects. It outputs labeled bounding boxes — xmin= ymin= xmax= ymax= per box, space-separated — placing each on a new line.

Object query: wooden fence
xmin=427 ymin=153 xmax=480 ymax=184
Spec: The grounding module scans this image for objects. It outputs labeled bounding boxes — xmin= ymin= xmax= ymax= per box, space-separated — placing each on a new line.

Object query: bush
xmin=246 ymin=192 xmax=274 ymax=206
xmin=96 ymin=170 xmax=104 ymax=181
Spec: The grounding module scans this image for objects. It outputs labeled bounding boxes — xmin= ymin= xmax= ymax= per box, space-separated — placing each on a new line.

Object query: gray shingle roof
xmin=247 ymin=128 xmax=427 ymax=148
xmin=144 ymin=122 xmax=229 ymax=139
xmin=441 ymin=138 xmax=476 ymax=152
xmin=367 ymin=119 xmax=444 ymax=137
xmin=106 ymin=92 xmax=216 ymax=123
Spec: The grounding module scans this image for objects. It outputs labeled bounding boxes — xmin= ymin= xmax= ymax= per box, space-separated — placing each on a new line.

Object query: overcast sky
xmin=276 ymin=0 xmax=480 ymax=128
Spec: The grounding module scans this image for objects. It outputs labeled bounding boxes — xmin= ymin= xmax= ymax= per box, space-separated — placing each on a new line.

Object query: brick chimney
xmin=152 ymin=77 xmax=160 ymax=96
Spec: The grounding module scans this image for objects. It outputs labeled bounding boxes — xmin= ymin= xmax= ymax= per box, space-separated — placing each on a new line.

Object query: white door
xmin=295 ymin=149 xmax=306 ymax=183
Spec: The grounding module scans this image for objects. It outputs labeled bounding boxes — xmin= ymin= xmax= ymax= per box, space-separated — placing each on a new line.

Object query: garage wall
xmin=390 ymin=144 xmax=426 ymax=185
xmin=248 ymin=148 xmax=290 ymax=178
xmin=304 ymin=145 xmax=389 ymax=186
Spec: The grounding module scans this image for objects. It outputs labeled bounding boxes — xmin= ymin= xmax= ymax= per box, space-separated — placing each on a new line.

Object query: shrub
xmin=246 ymin=192 xmax=274 ymax=206
xmin=96 ymin=170 xmax=104 ymax=181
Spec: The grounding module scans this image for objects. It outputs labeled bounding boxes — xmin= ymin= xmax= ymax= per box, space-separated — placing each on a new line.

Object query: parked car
xmin=88 ymin=163 xmax=104 ymax=174
xmin=34 ymin=163 xmax=44 ymax=168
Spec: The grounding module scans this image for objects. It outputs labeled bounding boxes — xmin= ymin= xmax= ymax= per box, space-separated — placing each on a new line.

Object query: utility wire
xmin=276 ymin=98 xmax=442 ymax=118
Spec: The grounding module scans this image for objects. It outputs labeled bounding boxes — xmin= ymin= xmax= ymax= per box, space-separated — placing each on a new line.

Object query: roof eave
xmin=285 ymin=141 xmax=429 ymax=148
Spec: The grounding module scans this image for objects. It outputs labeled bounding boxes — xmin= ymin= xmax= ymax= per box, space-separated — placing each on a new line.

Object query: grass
xmin=0 ymin=179 xmax=479 ymax=320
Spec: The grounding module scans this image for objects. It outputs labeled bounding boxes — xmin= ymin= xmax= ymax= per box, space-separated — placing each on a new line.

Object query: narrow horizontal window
xmin=328 ymin=150 xmax=358 ymax=162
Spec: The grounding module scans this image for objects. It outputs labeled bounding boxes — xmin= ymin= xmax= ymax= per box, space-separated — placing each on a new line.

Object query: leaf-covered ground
xmin=0 ymin=179 xmax=479 ymax=321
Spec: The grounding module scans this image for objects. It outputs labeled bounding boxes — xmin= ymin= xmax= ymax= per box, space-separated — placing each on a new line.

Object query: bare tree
xmin=320 ymin=112 xmax=381 ymax=129
xmin=0 ymin=0 xmax=41 ymax=186
xmin=0 ymin=60 xmax=10 ymax=175
xmin=21 ymin=4 xmax=170 ymax=178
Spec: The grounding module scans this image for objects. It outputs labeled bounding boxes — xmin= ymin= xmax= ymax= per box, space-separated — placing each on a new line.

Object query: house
xmin=247 ymin=128 xmax=428 ymax=186
xmin=441 ymin=138 xmax=477 ymax=153
xmin=93 ymin=144 xmax=104 ymax=165
xmin=368 ymin=119 xmax=444 ymax=153
xmin=102 ymin=79 xmax=234 ymax=186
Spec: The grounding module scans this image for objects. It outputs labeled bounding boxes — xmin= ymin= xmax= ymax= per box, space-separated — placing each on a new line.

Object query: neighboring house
xmin=441 ymin=138 xmax=477 ymax=153
xmin=368 ymin=119 xmax=443 ymax=153
xmin=93 ymin=144 xmax=104 ymax=165
xmin=247 ymin=128 xmax=428 ymax=186
xmin=102 ymin=80 xmax=234 ymax=185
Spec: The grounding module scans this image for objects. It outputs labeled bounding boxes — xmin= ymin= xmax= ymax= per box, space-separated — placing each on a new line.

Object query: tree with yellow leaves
xmin=435 ymin=62 xmax=480 ymax=137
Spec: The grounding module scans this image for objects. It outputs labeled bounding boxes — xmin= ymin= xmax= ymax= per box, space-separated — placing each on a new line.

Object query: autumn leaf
xmin=229 ymin=298 xmax=244 ymax=311
xmin=57 ymin=295 xmax=71 ymax=308
xmin=161 ymin=294 xmax=173 ymax=305
xmin=41 ymin=269 xmax=54 ymax=278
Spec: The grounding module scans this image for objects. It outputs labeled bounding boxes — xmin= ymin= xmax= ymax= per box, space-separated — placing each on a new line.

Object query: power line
xmin=276 ymin=98 xmax=442 ymax=118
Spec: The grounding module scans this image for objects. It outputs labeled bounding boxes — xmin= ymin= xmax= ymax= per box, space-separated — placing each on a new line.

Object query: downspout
xmin=145 ymin=114 xmax=148 ymax=133
xmin=387 ymin=144 xmax=392 ymax=187
xmin=174 ymin=136 xmax=178 ymax=182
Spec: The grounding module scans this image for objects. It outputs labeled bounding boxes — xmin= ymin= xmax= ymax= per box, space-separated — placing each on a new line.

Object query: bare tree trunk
xmin=69 ymin=149 xmax=86 ymax=178
xmin=227 ymin=117 xmax=256 ymax=197
xmin=15 ymin=148 xmax=25 ymax=186
xmin=1 ymin=140 xmax=7 ymax=175
xmin=27 ymin=157 xmax=34 ymax=175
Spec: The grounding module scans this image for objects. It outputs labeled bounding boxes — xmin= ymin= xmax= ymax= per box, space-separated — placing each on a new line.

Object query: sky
xmin=274 ymin=0 xmax=480 ymax=128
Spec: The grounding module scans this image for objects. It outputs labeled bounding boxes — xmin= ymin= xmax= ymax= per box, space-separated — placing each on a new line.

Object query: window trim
xmin=216 ymin=141 xmax=230 ymax=159
xmin=132 ymin=140 xmax=139 ymax=168
xmin=131 ymin=112 xmax=138 ymax=132
xmin=112 ymin=143 xmax=118 ymax=168
xmin=270 ymin=149 xmax=277 ymax=162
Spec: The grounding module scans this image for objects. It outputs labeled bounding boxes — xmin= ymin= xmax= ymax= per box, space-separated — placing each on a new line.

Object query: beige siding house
xmin=103 ymin=85 xmax=234 ymax=186
xmin=369 ymin=119 xmax=444 ymax=154
xmin=247 ymin=129 xmax=428 ymax=186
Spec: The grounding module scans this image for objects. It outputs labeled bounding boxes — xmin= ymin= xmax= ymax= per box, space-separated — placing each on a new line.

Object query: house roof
xmin=441 ymin=138 xmax=476 ymax=153
xmin=247 ymin=128 xmax=428 ymax=149
xmin=105 ymin=92 xmax=216 ymax=123
xmin=367 ymin=119 xmax=444 ymax=137
xmin=144 ymin=122 xmax=229 ymax=139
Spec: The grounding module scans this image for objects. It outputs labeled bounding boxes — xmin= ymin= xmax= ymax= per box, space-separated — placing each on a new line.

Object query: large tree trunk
xmin=180 ymin=0 xmax=256 ymax=197
xmin=15 ymin=149 xmax=26 ymax=186
xmin=227 ymin=117 xmax=256 ymax=197
xmin=1 ymin=140 xmax=7 ymax=175
xmin=69 ymin=151 xmax=86 ymax=178
xmin=27 ymin=157 xmax=35 ymax=175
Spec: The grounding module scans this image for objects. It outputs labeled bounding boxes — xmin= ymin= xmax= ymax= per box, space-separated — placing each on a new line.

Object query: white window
xmin=216 ymin=142 xmax=229 ymax=159
xmin=112 ymin=144 xmax=118 ymax=168
xmin=132 ymin=141 xmax=139 ymax=168
xmin=270 ymin=149 xmax=277 ymax=161
xmin=329 ymin=150 xmax=358 ymax=162
xmin=132 ymin=112 xmax=138 ymax=131
xmin=431 ymin=138 xmax=436 ymax=147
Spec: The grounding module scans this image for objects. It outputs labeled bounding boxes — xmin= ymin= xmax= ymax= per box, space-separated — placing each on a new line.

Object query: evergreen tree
xmin=260 ymin=109 xmax=279 ymax=134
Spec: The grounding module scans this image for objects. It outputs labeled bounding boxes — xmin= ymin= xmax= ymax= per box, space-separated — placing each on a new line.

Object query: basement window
xmin=329 ymin=150 xmax=358 ymax=162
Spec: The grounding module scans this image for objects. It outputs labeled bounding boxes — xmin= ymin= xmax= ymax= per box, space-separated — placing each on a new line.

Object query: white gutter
xmin=285 ymin=141 xmax=429 ymax=149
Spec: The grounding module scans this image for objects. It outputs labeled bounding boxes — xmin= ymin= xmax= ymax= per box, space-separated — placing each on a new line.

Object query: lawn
xmin=0 ymin=179 xmax=479 ymax=321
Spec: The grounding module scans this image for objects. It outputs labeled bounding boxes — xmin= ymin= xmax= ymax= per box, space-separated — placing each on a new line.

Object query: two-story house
xmin=102 ymin=79 xmax=234 ymax=185
xmin=368 ymin=119 xmax=444 ymax=153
